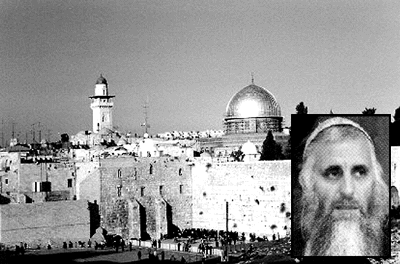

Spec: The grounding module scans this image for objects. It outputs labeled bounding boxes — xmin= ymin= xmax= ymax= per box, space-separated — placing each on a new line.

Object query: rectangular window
xmin=67 ymin=179 xmax=72 ymax=188
xmin=41 ymin=182 xmax=51 ymax=192
xmin=180 ymin=185 xmax=183 ymax=194
xmin=117 ymin=185 xmax=122 ymax=197
xmin=141 ymin=187 xmax=145 ymax=197
xmin=159 ymin=185 xmax=163 ymax=195
xmin=118 ymin=169 xmax=122 ymax=178
xmin=32 ymin=182 xmax=40 ymax=192
xmin=5 ymin=178 xmax=8 ymax=185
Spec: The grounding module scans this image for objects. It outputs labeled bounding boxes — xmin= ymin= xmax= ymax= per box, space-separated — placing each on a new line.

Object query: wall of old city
xmin=191 ymin=159 xmax=291 ymax=239
xmin=0 ymin=200 xmax=90 ymax=246
xmin=99 ymin=156 xmax=193 ymax=240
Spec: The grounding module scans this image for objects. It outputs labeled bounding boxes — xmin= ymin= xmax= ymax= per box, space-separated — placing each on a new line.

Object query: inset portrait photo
xmin=291 ymin=115 xmax=390 ymax=258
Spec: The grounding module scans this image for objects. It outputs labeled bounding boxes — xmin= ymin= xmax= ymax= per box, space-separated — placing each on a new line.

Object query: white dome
xmin=241 ymin=140 xmax=258 ymax=155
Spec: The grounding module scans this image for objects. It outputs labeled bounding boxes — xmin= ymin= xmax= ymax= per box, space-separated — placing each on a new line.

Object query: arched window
xmin=178 ymin=168 xmax=182 ymax=176
xmin=117 ymin=185 xmax=122 ymax=197
xmin=149 ymin=164 xmax=153 ymax=174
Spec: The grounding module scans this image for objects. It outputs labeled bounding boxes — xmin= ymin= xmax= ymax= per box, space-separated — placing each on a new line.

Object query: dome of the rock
xmin=224 ymin=83 xmax=283 ymax=134
xmin=225 ymin=84 xmax=281 ymax=119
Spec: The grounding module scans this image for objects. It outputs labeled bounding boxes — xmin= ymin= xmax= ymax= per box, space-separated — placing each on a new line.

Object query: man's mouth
xmin=334 ymin=204 xmax=359 ymax=210
xmin=331 ymin=208 xmax=361 ymax=220
xmin=331 ymin=200 xmax=361 ymax=220
xmin=332 ymin=200 xmax=360 ymax=210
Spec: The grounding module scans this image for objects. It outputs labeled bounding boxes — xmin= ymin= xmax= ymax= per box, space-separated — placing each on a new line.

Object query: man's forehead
xmin=311 ymin=138 xmax=373 ymax=168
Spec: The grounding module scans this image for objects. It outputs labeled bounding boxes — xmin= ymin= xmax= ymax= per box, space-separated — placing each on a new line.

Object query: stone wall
xmin=191 ymin=160 xmax=291 ymax=239
xmin=97 ymin=156 xmax=290 ymax=240
xmin=76 ymin=161 xmax=100 ymax=202
xmin=0 ymin=200 xmax=90 ymax=247
xmin=19 ymin=162 xmax=75 ymax=200
xmin=99 ymin=157 xmax=193 ymax=240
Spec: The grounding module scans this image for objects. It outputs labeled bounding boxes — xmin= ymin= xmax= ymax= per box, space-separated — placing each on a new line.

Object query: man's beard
xmin=303 ymin=196 xmax=383 ymax=256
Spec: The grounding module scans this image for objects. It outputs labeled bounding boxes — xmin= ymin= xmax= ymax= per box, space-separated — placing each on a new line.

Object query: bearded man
xmin=298 ymin=117 xmax=389 ymax=257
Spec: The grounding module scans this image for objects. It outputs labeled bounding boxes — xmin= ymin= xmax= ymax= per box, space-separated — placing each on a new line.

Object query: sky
xmin=1 ymin=0 xmax=400 ymax=143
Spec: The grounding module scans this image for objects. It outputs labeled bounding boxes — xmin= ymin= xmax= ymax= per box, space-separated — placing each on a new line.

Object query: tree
xmin=260 ymin=131 xmax=282 ymax=160
xmin=391 ymin=106 xmax=400 ymax=146
xmin=231 ymin=149 xmax=244 ymax=162
xmin=295 ymin=102 xmax=308 ymax=114
xmin=394 ymin=106 xmax=400 ymax=123
xmin=362 ymin=107 xmax=376 ymax=115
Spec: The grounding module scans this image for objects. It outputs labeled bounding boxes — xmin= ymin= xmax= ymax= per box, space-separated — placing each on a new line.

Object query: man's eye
xmin=352 ymin=165 xmax=368 ymax=177
xmin=323 ymin=166 xmax=342 ymax=179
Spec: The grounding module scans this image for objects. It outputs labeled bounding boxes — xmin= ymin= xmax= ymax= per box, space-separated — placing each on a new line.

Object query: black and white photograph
xmin=1 ymin=1 xmax=400 ymax=263
xmin=291 ymin=115 xmax=390 ymax=259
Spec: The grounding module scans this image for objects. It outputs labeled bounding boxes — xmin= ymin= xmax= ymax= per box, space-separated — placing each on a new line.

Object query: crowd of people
xmin=173 ymin=228 xmax=275 ymax=246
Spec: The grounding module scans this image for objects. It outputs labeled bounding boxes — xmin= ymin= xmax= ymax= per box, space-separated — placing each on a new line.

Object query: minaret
xmin=89 ymin=74 xmax=115 ymax=133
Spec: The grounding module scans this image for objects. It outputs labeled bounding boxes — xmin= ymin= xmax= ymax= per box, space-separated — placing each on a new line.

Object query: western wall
xmin=97 ymin=156 xmax=290 ymax=240
xmin=192 ymin=159 xmax=291 ymax=239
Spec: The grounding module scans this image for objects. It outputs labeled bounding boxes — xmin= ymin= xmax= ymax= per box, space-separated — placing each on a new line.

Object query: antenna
xmin=11 ymin=121 xmax=16 ymax=139
xmin=31 ymin=123 xmax=36 ymax=143
xmin=47 ymin=129 xmax=51 ymax=143
xmin=141 ymin=96 xmax=150 ymax=135
xmin=38 ymin=122 xmax=41 ymax=142
xmin=1 ymin=119 xmax=4 ymax=147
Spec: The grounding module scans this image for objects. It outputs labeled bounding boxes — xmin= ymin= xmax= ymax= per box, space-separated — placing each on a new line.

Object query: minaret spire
xmin=90 ymin=74 xmax=115 ymax=133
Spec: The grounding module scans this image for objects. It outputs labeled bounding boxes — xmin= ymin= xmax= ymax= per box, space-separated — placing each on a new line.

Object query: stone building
xmin=98 ymin=157 xmax=193 ymax=240
xmin=0 ymin=151 xmax=77 ymax=203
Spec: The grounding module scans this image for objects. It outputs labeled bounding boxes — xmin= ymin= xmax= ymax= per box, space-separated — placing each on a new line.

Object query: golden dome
xmin=225 ymin=84 xmax=281 ymax=119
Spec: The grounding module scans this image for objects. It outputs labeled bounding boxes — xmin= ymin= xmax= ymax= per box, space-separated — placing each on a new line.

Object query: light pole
xmin=225 ymin=201 xmax=229 ymax=262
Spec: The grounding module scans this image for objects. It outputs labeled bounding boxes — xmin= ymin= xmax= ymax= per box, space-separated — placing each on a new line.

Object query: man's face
xmin=312 ymin=138 xmax=374 ymax=220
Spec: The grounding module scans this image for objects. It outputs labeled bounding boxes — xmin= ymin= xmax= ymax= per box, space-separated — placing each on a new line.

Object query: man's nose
xmin=340 ymin=172 xmax=355 ymax=199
